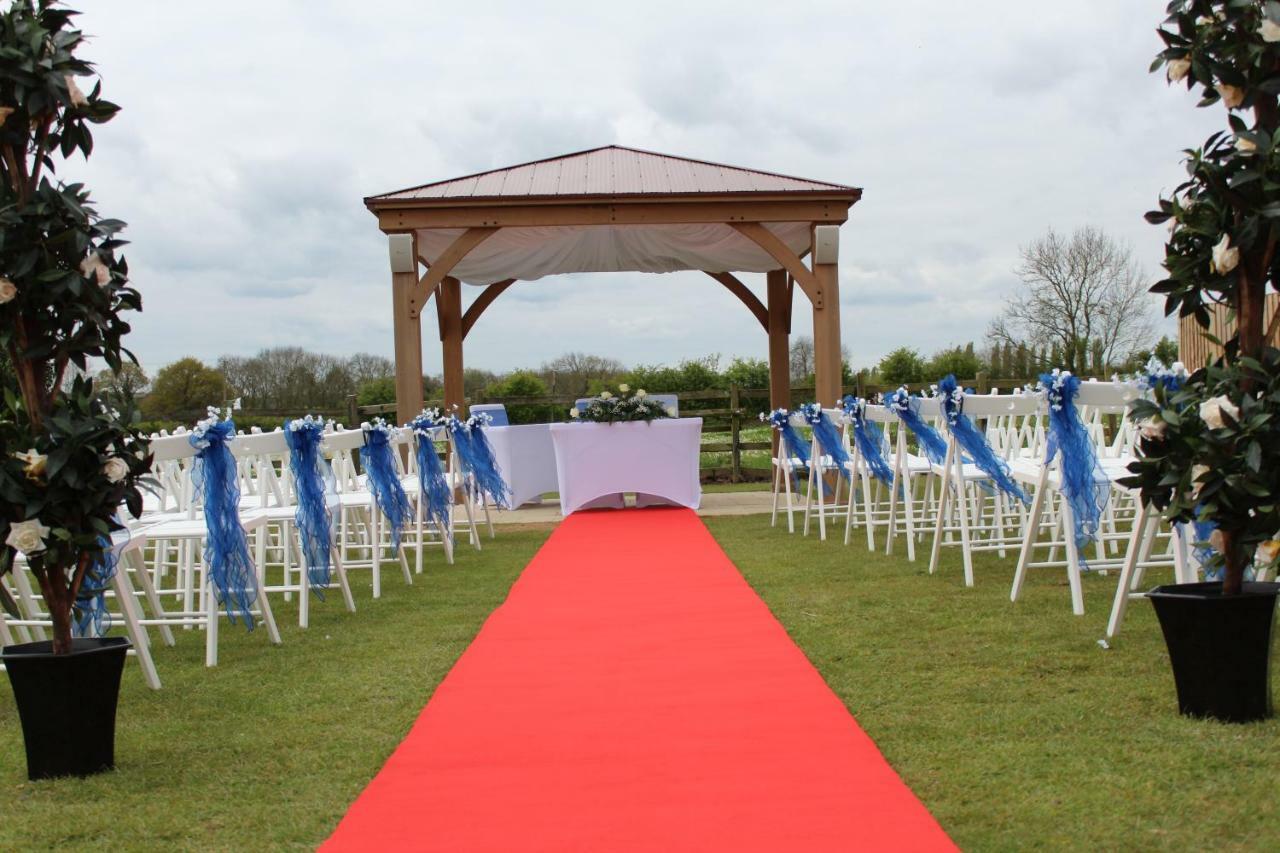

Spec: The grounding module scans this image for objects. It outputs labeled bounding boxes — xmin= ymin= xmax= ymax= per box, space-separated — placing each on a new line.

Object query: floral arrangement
xmin=0 ymin=3 xmax=151 ymax=653
xmin=1131 ymin=1 xmax=1280 ymax=593
xmin=572 ymin=384 xmax=672 ymax=423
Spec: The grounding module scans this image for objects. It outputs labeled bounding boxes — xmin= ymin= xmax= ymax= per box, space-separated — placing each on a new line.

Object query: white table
xmin=484 ymin=423 xmax=560 ymax=508
xmin=549 ymin=418 xmax=703 ymax=515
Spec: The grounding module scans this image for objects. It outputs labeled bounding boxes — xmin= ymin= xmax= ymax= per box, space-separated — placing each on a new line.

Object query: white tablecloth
xmin=549 ymin=418 xmax=703 ymax=515
xmin=484 ymin=423 xmax=560 ymax=508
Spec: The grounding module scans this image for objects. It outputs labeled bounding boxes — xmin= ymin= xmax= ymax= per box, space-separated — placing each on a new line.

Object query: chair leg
xmin=111 ymin=569 xmax=161 ymax=690
xmin=1011 ymin=480 xmax=1048 ymax=603
xmin=1106 ymin=502 xmax=1151 ymax=639
xmin=1062 ymin=503 xmax=1085 ymax=616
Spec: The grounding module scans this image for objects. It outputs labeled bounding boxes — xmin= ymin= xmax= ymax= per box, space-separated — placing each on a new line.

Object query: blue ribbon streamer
xmin=800 ymin=403 xmax=851 ymax=484
xmin=73 ymin=534 xmax=118 ymax=637
xmin=362 ymin=422 xmax=414 ymax=550
xmin=885 ymin=387 xmax=948 ymax=464
xmin=937 ymin=375 xmax=1030 ymax=505
xmin=840 ymin=396 xmax=894 ymax=484
xmin=189 ymin=419 xmax=259 ymax=627
xmin=446 ymin=415 xmax=512 ymax=509
xmin=762 ymin=408 xmax=810 ymax=466
xmin=284 ymin=416 xmax=334 ymax=598
xmin=411 ymin=414 xmax=453 ymax=531
xmin=1039 ymin=372 xmax=1109 ymax=555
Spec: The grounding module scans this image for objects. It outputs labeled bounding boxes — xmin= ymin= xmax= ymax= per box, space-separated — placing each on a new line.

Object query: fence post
xmin=729 ymin=383 xmax=741 ymax=483
xmin=975 ymin=371 xmax=990 ymax=394
xmin=346 ymin=394 xmax=357 ymax=427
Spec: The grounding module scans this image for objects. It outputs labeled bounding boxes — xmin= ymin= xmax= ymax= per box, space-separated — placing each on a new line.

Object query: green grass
xmin=701 ymin=481 xmax=770 ymax=493
xmin=3 ymin=515 xmax=1278 ymax=850
xmin=703 ymin=514 xmax=1280 ymax=851
xmin=0 ymin=525 xmax=553 ymax=850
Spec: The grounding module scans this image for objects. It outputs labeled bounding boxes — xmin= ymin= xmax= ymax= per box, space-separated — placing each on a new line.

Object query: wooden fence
xmin=349 ymin=374 xmax=1032 ymax=483
xmin=1178 ymin=292 xmax=1280 ymax=370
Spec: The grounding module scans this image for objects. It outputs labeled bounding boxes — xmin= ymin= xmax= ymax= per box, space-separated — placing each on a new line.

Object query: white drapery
xmin=415 ymin=223 xmax=811 ymax=286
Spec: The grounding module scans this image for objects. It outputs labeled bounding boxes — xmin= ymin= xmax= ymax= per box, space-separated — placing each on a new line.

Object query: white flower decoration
xmin=1198 ymin=394 xmax=1239 ymax=429
xmin=635 ymin=389 xmax=647 ymax=398
xmin=1167 ymin=57 xmax=1191 ymax=82
xmin=1256 ymin=539 xmax=1280 ymax=566
xmin=64 ymin=74 xmax=88 ymax=108
xmin=80 ymin=253 xmax=110 ymax=286
xmin=1189 ymin=463 xmax=1211 ymax=499
xmin=0 ymin=276 xmax=16 ymax=303
xmin=1262 ymin=18 xmax=1280 ymax=43
xmin=5 ymin=518 xmax=51 ymax=556
xmin=103 ymin=457 xmax=130 ymax=483
xmin=1210 ymin=233 xmax=1240 ymax=274
xmin=12 ymin=447 xmax=46 ymax=480
xmin=1138 ymin=416 xmax=1167 ymax=441
xmin=599 ymin=391 xmax=613 ymax=400
xmin=617 ymin=383 xmax=630 ymax=393
xmin=1236 ymin=135 xmax=1257 ymax=155
xmin=1217 ymin=83 xmax=1245 ymax=109
xmin=1208 ymin=528 xmax=1225 ymax=553
xmin=569 ymin=407 xmax=579 ymax=419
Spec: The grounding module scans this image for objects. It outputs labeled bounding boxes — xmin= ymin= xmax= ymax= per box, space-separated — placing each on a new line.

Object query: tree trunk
xmin=1220 ymin=529 xmax=1245 ymax=597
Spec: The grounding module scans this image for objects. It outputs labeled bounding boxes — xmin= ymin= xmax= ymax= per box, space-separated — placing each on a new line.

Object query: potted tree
xmin=0 ymin=1 xmax=151 ymax=777
xmin=1133 ymin=0 xmax=1280 ymax=722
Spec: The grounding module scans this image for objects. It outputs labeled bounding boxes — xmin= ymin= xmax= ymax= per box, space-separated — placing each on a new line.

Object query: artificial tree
xmin=1136 ymin=0 xmax=1280 ymax=595
xmin=0 ymin=1 xmax=150 ymax=653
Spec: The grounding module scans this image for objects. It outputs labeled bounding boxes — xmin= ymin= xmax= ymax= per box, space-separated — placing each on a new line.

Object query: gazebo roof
xmin=366 ymin=145 xmax=859 ymax=204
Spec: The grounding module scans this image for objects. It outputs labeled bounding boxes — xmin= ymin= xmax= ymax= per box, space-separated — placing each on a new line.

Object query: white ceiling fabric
xmin=415 ymin=222 xmax=812 ymax=286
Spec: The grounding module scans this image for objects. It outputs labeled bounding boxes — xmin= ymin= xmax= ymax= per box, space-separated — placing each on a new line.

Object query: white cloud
xmin=67 ymin=0 xmax=1209 ymax=376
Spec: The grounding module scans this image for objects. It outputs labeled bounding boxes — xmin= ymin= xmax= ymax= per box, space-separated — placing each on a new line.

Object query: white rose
xmin=1210 ymin=233 xmax=1240 ymax=274
xmin=1256 ymin=539 xmax=1280 ymax=565
xmin=80 ymin=253 xmax=110 ymax=286
xmin=1262 ymin=19 xmax=1280 ymax=43
xmin=12 ymin=447 xmax=46 ymax=480
xmin=600 ymin=391 xmax=613 ymax=400
xmin=1139 ymin=416 xmax=1167 ymax=441
xmin=64 ymin=74 xmax=88 ymax=108
xmin=103 ymin=457 xmax=129 ymax=483
xmin=1167 ymin=57 xmax=1191 ymax=82
xmin=1189 ymin=464 xmax=1210 ymax=499
xmin=569 ymin=407 xmax=579 ymax=419
xmin=1217 ymin=83 xmax=1245 ymax=109
xmin=618 ymin=383 xmax=630 ymax=393
xmin=0 ymin=276 xmax=16 ymax=303
xmin=1208 ymin=528 xmax=1225 ymax=553
xmin=1236 ymin=135 xmax=1257 ymax=155
xmin=664 ymin=405 xmax=677 ymax=417
xmin=1198 ymin=394 xmax=1239 ymax=429
xmin=5 ymin=518 xmax=51 ymax=556
xmin=636 ymin=389 xmax=647 ymax=398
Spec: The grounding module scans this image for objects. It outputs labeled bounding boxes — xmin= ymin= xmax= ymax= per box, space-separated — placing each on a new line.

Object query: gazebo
xmin=363 ymin=145 xmax=862 ymax=425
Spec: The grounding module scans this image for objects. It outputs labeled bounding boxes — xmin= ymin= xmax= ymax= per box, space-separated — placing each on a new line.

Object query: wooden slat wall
xmin=1179 ymin=292 xmax=1280 ymax=369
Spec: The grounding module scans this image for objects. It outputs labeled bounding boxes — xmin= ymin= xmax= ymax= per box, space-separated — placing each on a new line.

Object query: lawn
xmin=2 ymin=513 xmax=1278 ymax=850
xmin=705 ymin=514 xmax=1280 ymax=851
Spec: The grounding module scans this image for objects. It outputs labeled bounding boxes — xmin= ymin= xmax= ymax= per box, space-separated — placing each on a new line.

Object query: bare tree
xmin=539 ymin=352 xmax=625 ymax=396
xmin=990 ymin=227 xmax=1156 ymax=374
xmin=789 ymin=336 xmax=814 ymax=380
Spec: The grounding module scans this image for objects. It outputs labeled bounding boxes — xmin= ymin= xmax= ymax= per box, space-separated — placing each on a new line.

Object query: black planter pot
xmin=1 ymin=636 xmax=130 ymax=780
xmin=1148 ymin=581 xmax=1278 ymax=724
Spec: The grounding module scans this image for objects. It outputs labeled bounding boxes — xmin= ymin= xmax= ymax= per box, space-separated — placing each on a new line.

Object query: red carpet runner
xmin=324 ymin=508 xmax=955 ymax=851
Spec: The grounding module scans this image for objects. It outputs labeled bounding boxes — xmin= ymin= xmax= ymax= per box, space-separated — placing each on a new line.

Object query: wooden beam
xmin=438 ymin=276 xmax=465 ymax=412
xmin=391 ymin=242 xmax=424 ymax=427
xmin=766 ymin=269 xmax=792 ymax=456
xmin=703 ymin=271 xmax=768 ymax=332
xmin=461 ymin=278 xmax=517 ymax=339
xmin=374 ymin=199 xmax=852 ymax=232
xmin=810 ymin=224 xmax=843 ymax=406
xmin=729 ymin=222 xmax=823 ymax=308
xmin=410 ymin=227 xmax=499 ymax=317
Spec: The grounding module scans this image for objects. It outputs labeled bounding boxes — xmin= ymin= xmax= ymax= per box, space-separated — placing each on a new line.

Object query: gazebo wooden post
xmin=439 ymin=275 xmax=466 ymax=413
xmin=766 ymin=269 xmax=791 ymax=456
xmin=811 ymin=225 xmax=842 ymax=406
xmin=390 ymin=235 xmax=424 ymax=427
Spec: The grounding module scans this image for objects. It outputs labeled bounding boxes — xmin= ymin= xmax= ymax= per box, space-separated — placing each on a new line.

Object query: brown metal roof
xmin=366 ymin=145 xmax=860 ymax=205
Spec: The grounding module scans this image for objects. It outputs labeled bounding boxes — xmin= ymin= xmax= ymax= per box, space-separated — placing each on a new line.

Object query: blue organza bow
xmin=885 ymin=387 xmax=948 ymax=464
xmin=445 ymin=413 xmax=512 ymax=509
xmin=937 ymin=375 xmax=1029 ymax=505
xmin=189 ymin=418 xmax=259 ymax=627
xmin=411 ymin=412 xmax=453 ymax=532
xmin=73 ymin=534 xmax=119 ymax=637
xmin=799 ymin=402 xmax=851 ymax=481
xmin=840 ymin=396 xmax=894 ymax=484
xmin=362 ymin=421 xmax=414 ymax=550
xmin=285 ymin=416 xmax=335 ymax=598
xmin=1039 ymin=372 xmax=1109 ymax=555
xmin=760 ymin=408 xmax=810 ymax=466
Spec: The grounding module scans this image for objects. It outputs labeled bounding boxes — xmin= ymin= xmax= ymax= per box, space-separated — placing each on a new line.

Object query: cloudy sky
xmin=64 ymin=1 xmax=1220 ymax=378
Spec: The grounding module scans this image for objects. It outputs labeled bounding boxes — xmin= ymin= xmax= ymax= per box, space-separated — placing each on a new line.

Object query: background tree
xmin=142 ymin=357 xmax=228 ymax=421
xmin=723 ymin=356 xmax=770 ymax=389
xmin=876 ymin=346 xmax=926 ymax=385
xmin=789 ymin=336 xmax=814 ymax=381
xmin=539 ymin=351 xmax=624 ymax=396
xmin=925 ymin=343 xmax=983 ymax=380
xmin=990 ymin=226 xmax=1156 ymax=374
xmin=95 ymin=363 xmax=147 ymax=408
